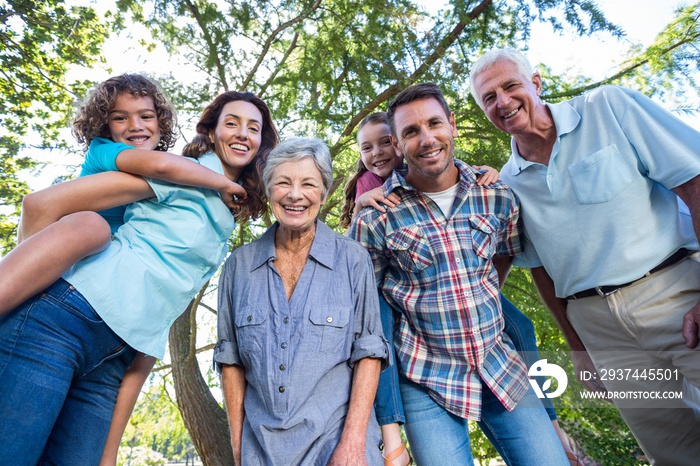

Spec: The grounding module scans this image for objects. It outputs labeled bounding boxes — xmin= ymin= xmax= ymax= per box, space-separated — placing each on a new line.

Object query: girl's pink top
xmin=355 ymin=171 xmax=384 ymax=201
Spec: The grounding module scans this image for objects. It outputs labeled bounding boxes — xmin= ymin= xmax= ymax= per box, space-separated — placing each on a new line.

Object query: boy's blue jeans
xmin=374 ymin=293 xmax=557 ymax=424
xmin=0 ymin=279 xmax=137 ymax=465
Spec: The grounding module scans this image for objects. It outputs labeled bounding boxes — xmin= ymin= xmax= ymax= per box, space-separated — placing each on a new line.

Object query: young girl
xmin=342 ymin=112 xmax=582 ymax=466
xmin=0 ymin=82 xmax=279 ymax=465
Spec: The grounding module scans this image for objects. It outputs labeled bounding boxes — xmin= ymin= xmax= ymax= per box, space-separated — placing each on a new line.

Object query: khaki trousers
xmin=567 ymin=252 xmax=700 ymax=466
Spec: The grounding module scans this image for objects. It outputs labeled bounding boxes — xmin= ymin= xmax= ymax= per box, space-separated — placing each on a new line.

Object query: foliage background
xmin=2 ymin=0 xmax=700 ymax=464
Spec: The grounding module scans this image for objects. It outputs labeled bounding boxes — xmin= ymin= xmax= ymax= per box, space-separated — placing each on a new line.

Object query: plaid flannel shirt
xmin=349 ymin=159 xmax=529 ymax=420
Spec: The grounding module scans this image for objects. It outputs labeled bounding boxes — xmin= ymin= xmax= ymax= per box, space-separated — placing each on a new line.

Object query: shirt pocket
xmin=309 ymin=306 xmax=351 ymax=354
xmin=468 ymin=214 xmax=498 ymax=260
xmin=234 ymin=306 xmax=268 ymax=358
xmin=568 ymin=145 xmax=634 ymax=204
xmin=386 ymin=225 xmax=433 ymax=273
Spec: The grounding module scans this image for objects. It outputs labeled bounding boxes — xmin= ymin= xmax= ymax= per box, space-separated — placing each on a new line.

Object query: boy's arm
xmin=18 ymin=171 xmax=155 ymax=241
xmin=115 ymin=149 xmax=246 ymax=209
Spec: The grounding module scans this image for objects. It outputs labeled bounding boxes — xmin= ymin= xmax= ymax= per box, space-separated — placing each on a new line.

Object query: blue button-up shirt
xmin=214 ymin=221 xmax=388 ymax=465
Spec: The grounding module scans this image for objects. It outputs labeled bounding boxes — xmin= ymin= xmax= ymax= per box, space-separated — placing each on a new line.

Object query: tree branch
xmin=240 ymin=0 xmax=323 ymax=91
xmin=546 ymin=17 xmax=700 ymax=100
xmin=183 ymin=0 xmax=230 ymax=90
xmin=333 ymin=0 xmax=493 ymax=147
xmin=259 ymin=32 xmax=299 ymax=97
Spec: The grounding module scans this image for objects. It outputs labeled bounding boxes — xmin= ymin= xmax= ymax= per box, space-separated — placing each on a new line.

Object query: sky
xmin=527 ymin=0 xmax=688 ymax=79
xmin=21 ymin=0 xmax=696 ymax=190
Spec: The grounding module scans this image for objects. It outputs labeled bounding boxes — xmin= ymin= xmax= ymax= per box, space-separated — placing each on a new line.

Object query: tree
xmin=168 ymin=288 xmax=233 ymax=465
xmin=0 ymin=0 xmax=106 ymax=252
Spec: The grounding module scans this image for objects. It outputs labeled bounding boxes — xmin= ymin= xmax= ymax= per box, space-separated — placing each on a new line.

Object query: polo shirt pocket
xmin=568 ymin=145 xmax=634 ymax=204
xmin=309 ymin=306 xmax=351 ymax=353
xmin=386 ymin=225 xmax=433 ymax=273
xmin=235 ymin=306 xmax=267 ymax=357
xmin=468 ymin=215 xmax=497 ymax=260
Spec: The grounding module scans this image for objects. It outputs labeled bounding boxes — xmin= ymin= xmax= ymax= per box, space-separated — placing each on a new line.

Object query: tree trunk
xmin=169 ymin=291 xmax=233 ymax=465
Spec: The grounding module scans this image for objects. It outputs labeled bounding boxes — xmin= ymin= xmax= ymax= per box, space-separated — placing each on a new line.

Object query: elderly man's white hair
xmin=469 ymin=48 xmax=536 ymax=108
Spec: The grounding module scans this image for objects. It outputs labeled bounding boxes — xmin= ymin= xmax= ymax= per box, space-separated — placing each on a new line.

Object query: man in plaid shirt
xmin=349 ymin=83 xmax=568 ymax=465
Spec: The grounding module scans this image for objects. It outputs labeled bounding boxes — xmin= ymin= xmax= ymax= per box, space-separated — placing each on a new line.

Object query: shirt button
xmin=278 ymin=386 xmax=285 ymax=393
xmin=281 ymin=342 xmax=288 ymax=349
xmin=455 ymin=258 xmax=461 ymax=263
xmin=326 ymin=316 xmax=333 ymax=323
xmin=247 ymin=316 xmax=252 ymax=322
xmin=283 ymin=317 xmax=289 ymax=324
xmin=279 ymin=364 xmax=286 ymax=371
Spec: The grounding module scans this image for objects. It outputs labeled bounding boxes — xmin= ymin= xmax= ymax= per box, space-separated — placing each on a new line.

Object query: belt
xmin=567 ymin=248 xmax=692 ymax=300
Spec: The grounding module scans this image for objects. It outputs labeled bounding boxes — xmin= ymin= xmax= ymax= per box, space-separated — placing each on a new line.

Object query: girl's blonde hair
xmin=339 ymin=112 xmax=389 ymax=229
xmin=72 ymin=74 xmax=177 ymax=151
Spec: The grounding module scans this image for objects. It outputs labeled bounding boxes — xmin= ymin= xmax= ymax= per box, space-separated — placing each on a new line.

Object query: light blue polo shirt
xmin=63 ymin=150 xmax=235 ymax=358
xmin=502 ymin=86 xmax=700 ymax=298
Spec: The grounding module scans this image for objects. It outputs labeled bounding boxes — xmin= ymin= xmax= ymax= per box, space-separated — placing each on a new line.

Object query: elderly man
xmin=470 ymin=48 xmax=700 ymax=465
xmin=349 ymin=83 xmax=568 ymax=465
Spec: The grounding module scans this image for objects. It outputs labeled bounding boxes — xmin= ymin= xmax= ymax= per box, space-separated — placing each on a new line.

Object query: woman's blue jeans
xmin=374 ymin=293 xmax=556 ymax=425
xmin=0 ymin=279 xmax=137 ymax=465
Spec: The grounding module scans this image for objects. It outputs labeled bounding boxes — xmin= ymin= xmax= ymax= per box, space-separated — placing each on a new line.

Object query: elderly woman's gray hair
xmin=469 ymin=48 xmax=536 ymax=109
xmin=262 ymin=137 xmax=334 ymax=198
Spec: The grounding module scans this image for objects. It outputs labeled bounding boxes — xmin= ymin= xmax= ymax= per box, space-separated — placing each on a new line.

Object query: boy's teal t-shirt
xmin=79 ymin=137 xmax=133 ymax=233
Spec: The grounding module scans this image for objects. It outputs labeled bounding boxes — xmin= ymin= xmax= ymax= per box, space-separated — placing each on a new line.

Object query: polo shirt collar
xmin=506 ymin=101 xmax=581 ymax=176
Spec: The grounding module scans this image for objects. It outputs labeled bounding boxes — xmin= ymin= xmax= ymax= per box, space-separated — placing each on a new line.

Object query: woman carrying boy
xmin=0 ymin=77 xmax=279 ymax=465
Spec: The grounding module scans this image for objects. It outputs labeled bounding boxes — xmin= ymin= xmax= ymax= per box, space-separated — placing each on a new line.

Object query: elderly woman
xmin=214 ymin=137 xmax=389 ymax=465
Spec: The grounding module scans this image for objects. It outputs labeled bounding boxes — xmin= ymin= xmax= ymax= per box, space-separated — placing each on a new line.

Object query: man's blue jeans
xmin=399 ymin=373 xmax=569 ymax=465
xmin=0 ymin=279 xmax=137 ymax=465
xmin=374 ymin=293 xmax=556 ymax=424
